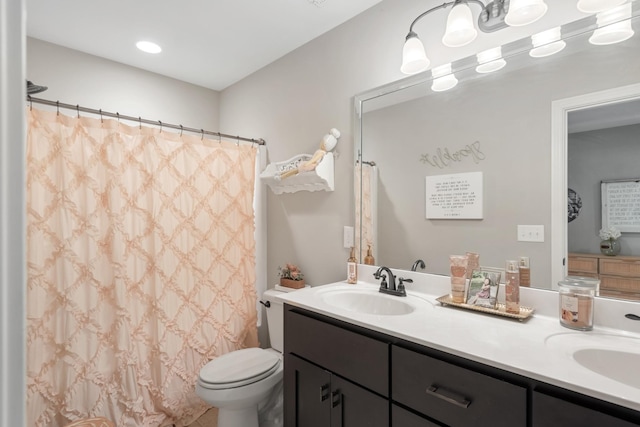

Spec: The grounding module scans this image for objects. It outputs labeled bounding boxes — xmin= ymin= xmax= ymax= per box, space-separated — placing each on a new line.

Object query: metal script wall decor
xmin=420 ymin=141 xmax=485 ymax=169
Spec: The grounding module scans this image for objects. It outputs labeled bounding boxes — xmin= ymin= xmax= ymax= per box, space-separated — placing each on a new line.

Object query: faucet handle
xmin=398 ymin=277 xmax=413 ymax=285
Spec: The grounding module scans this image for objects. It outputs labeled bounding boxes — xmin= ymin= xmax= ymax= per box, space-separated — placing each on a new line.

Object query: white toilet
xmin=196 ymin=288 xmax=286 ymax=427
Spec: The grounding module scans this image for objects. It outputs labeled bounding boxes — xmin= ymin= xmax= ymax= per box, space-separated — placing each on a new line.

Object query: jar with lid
xmin=558 ymin=279 xmax=596 ymax=331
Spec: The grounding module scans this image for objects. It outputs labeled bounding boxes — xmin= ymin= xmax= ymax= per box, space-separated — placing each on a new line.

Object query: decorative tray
xmin=436 ymin=295 xmax=534 ymax=321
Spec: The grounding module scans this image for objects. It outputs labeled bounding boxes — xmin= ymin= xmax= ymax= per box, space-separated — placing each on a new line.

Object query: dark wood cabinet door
xmin=532 ymin=391 xmax=640 ymax=427
xmin=392 ymin=405 xmax=440 ymax=427
xmin=284 ymin=354 xmax=331 ymax=427
xmin=331 ymin=375 xmax=389 ymax=427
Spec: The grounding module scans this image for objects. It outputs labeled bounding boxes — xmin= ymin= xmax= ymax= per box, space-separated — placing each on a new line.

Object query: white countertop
xmin=276 ymin=265 xmax=640 ymax=412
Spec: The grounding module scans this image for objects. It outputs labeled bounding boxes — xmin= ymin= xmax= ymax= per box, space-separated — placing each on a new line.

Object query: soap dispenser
xmin=347 ymin=247 xmax=358 ymax=284
xmin=364 ymin=245 xmax=375 ymax=265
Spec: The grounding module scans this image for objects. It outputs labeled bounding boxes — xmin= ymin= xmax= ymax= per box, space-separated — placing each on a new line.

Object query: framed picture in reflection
xmin=466 ymin=268 xmax=501 ymax=309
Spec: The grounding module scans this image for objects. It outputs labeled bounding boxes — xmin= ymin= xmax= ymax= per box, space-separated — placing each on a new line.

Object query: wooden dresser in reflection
xmin=568 ymin=253 xmax=640 ymax=301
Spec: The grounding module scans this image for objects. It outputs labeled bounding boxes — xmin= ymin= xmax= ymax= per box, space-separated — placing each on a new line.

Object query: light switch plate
xmin=517 ymin=225 xmax=544 ymax=242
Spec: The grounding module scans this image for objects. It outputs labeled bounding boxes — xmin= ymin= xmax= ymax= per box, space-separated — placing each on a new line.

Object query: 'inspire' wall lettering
xmin=420 ymin=141 xmax=485 ymax=169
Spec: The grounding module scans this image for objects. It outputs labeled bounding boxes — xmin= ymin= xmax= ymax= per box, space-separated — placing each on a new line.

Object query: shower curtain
xmin=26 ymin=108 xmax=259 ymax=427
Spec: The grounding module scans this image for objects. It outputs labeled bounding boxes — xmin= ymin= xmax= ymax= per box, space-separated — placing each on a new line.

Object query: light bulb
xmin=505 ymin=0 xmax=548 ymax=27
xmin=431 ymin=64 xmax=458 ymax=92
xmin=476 ymin=47 xmax=506 ymax=73
xmin=529 ymin=27 xmax=566 ymax=57
xmin=401 ymin=33 xmax=430 ymax=74
xmin=589 ymin=3 xmax=634 ymax=45
xmin=442 ymin=2 xmax=478 ymax=47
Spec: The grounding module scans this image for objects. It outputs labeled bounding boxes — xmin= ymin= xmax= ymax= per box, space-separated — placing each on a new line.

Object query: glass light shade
xmin=442 ymin=2 xmax=478 ymax=47
xmin=401 ymin=34 xmax=430 ymax=74
xmin=136 ymin=41 xmax=162 ymax=54
xmin=589 ymin=3 xmax=634 ymax=45
xmin=529 ymin=27 xmax=566 ymax=57
xmin=577 ymin=0 xmax=626 ymax=14
xmin=431 ymin=64 xmax=458 ymax=92
xmin=475 ymin=47 xmax=506 ymax=73
xmin=505 ymin=0 xmax=548 ymax=26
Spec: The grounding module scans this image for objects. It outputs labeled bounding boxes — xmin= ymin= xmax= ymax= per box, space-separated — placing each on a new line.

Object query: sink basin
xmin=545 ymin=332 xmax=640 ymax=388
xmin=319 ymin=287 xmax=432 ymax=316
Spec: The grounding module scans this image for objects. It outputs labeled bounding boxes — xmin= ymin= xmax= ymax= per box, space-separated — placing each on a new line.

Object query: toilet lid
xmin=199 ymin=348 xmax=281 ymax=389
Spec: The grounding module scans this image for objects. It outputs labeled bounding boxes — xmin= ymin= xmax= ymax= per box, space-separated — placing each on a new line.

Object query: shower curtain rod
xmin=26 ymin=96 xmax=266 ymax=146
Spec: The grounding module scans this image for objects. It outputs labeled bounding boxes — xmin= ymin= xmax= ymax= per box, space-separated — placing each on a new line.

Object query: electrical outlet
xmin=343 ymin=226 xmax=354 ymax=248
xmin=517 ymin=225 xmax=544 ymax=242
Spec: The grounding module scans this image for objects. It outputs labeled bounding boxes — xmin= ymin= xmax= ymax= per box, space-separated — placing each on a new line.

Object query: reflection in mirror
xmin=355 ymin=12 xmax=640 ymax=300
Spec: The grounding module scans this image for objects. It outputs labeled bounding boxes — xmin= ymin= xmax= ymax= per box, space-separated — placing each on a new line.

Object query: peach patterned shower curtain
xmin=26 ymin=108 xmax=259 ymax=427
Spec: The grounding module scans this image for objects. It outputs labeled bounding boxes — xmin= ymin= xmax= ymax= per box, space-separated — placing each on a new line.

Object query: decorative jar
xmin=600 ymin=238 xmax=621 ymax=256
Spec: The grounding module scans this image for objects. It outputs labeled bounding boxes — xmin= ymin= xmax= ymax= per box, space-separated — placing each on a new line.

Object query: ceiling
xmin=25 ymin=0 xmax=383 ymax=91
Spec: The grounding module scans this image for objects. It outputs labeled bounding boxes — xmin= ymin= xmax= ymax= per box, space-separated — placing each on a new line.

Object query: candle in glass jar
xmin=449 ymin=255 xmax=468 ymax=303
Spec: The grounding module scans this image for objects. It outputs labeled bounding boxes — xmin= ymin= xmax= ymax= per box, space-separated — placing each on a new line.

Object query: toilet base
xmin=218 ymin=405 xmax=258 ymax=427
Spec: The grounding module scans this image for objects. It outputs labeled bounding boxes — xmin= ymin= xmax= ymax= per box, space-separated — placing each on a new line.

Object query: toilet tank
xmin=263 ymin=289 xmax=286 ymax=353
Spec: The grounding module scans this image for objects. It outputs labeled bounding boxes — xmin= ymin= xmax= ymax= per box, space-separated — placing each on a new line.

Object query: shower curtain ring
xmin=99 ymin=109 xmax=103 ymax=123
xmin=158 ymin=120 xmax=162 ymax=132
xmin=218 ymin=132 xmax=222 ymax=143
xmin=236 ymin=136 xmax=240 ymax=146
xmin=76 ymin=104 xmax=80 ymax=118
xmin=116 ymin=112 xmax=120 ymax=122
xmin=56 ymin=101 xmax=60 ymax=116
xmin=180 ymin=125 xmax=183 ymax=137
xmin=28 ymin=95 xmax=32 ymax=111
xmin=201 ymin=129 xmax=204 ymax=140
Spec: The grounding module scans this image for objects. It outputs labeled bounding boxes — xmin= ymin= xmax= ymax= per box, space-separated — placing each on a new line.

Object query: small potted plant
xmin=279 ymin=263 xmax=305 ymax=289
xmin=599 ymin=226 xmax=622 ymax=256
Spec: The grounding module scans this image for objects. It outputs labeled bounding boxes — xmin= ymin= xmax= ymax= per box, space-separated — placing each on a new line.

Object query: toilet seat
xmin=198 ymin=348 xmax=281 ymax=390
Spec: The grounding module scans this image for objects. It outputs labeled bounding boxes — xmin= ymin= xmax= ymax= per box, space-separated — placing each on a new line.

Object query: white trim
xmin=0 ymin=0 xmax=26 ymax=426
xmin=255 ymin=145 xmax=267 ymax=325
xmin=551 ymin=83 xmax=640 ymax=289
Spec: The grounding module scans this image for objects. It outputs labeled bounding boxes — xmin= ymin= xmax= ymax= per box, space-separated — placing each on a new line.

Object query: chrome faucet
xmin=411 ymin=259 xmax=425 ymax=271
xmin=374 ymin=266 xmax=411 ymax=297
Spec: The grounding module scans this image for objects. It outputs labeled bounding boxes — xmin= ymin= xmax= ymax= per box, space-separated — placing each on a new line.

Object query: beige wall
xmin=27 ymin=38 xmax=220 ymax=131
xmin=218 ymin=0 xmax=638 ymax=291
xmin=219 ymin=2 xmax=410 ymax=289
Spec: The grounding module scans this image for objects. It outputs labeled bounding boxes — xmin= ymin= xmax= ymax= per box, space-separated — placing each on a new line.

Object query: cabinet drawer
xmin=285 ymin=307 xmax=388 ymax=396
xmin=568 ymin=256 xmax=599 ymax=275
xmin=532 ymin=391 xmax=639 ymax=427
xmin=392 ymin=405 xmax=439 ymax=427
xmin=600 ymin=258 xmax=640 ymax=278
xmin=392 ymin=345 xmax=526 ymax=427
xmin=600 ymin=275 xmax=640 ymax=293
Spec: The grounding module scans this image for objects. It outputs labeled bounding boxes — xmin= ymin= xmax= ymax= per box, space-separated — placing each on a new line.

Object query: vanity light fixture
xmin=401 ymin=0 xmax=549 ymax=75
xmin=577 ymin=0 xmax=626 ymax=13
xmin=589 ymin=2 xmax=635 ymax=45
xmin=431 ymin=63 xmax=458 ymax=92
xmin=442 ymin=2 xmax=478 ymax=47
xmin=475 ymin=46 xmax=506 ymax=73
xmin=529 ymin=27 xmax=567 ymax=57
xmin=136 ymin=40 xmax=162 ymax=54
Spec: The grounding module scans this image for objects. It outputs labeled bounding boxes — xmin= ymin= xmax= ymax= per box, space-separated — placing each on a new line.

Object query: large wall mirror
xmin=354 ymin=10 xmax=640 ymax=301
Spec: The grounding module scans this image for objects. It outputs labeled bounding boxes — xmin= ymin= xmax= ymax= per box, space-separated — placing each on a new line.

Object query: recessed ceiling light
xmin=136 ymin=41 xmax=162 ymax=54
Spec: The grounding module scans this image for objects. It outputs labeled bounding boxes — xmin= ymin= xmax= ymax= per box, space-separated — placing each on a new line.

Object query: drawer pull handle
xmin=331 ymin=389 xmax=342 ymax=408
xmin=320 ymin=384 xmax=330 ymax=402
xmin=426 ymin=385 xmax=471 ymax=409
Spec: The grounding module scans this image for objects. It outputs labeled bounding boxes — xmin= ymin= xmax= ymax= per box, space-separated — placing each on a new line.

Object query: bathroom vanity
xmin=280 ymin=269 xmax=640 ymax=427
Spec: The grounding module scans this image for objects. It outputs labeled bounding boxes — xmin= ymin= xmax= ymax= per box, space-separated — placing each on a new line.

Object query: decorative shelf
xmin=260 ymin=152 xmax=334 ymax=195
